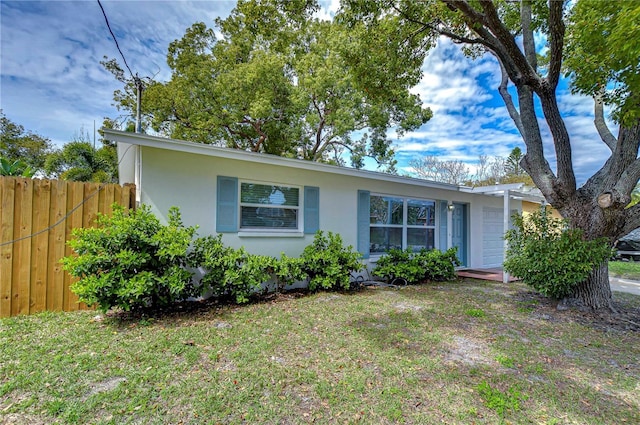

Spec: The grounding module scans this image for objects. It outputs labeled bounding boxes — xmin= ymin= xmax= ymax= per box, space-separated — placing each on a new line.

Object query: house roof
xmin=461 ymin=184 xmax=547 ymax=204
xmin=105 ymin=129 xmax=548 ymax=204
xmin=104 ymin=129 xmax=463 ymax=192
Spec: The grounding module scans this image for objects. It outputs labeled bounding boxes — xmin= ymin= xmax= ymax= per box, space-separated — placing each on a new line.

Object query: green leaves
xmin=373 ymin=247 xmax=460 ymax=284
xmin=64 ymin=205 xmax=200 ymax=312
xmin=122 ymin=0 xmax=431 ymax=170
xmin=43 ymin=140 xmax=118 ymax=183
xmin=564 ymin=0 xmax=640 ymax=124
xmin=299 ymin=231 xmax=363 ymax=291
xmin=0 ymin=157 xmax=34 ymax=177
xmin=1 ymin=112 xmax=53 ymax=174
xmin=504 ymin=208 xmax=613 ymax=299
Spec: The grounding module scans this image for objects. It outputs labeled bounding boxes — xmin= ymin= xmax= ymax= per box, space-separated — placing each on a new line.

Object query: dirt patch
xmin=445 ymin=336 xmax=493 ymax=366
xmin=393 ymin=302 xmax=424 ymax=312
xmin=86 ymin=377 xmax=127 ymax=398
xmin=1 ymin=413 xmax=48 ymax=425
xmin=510 ymin=289 xmax=640 ymax=333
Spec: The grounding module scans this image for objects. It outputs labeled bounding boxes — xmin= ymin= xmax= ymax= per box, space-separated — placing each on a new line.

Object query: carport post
xmin=503 ymin=190 xmax=510 ymax=283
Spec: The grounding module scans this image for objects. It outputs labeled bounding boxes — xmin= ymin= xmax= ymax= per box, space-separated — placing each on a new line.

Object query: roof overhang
xmin=104 ymin=129 xmax=463 ymax=192
xmin=461 ymin=184 xmax=546 ymax=204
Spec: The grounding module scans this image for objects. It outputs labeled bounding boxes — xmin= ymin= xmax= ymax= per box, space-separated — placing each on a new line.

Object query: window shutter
xmin=216 ymin=176 xmax=238 ymax=232
xmin=438 ymin=201 xmax=448 ymax=251
xmin=304 ymin=186 xmax=320 ymax=234
xmin=357 ymin=190 xmax=370 ymax=259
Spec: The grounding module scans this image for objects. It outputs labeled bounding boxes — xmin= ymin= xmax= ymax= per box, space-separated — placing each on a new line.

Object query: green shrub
xmin=299 ymin=231 xmax=362 ymax=291
xmin=272 ymin=254 xmax=307 ymax=290
xmin=63 ymin=205 xmax=199 ymax=312
xmin=373 ymin=247 xmax=460 ymax=284
xmin=504 ymin=208 xmax=612 ymax=299
xmin=191 ymin=235 xmax=275 ymax=304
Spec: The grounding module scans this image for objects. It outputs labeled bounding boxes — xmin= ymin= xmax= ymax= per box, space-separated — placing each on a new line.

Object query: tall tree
xmin=109 ymin=0 xmax=431 ymax=170
xmin=340 ymin=0 xmax=640 ymax=310
xmin=0 ymin=112 xmax=53 ymax=173
xmin=44 ymin=131 xmax=118 ymax=183
xmin=409 ymin=155 xmax=470 ymax=184
xmin=504 ymin=147 xmax=524 ymax=177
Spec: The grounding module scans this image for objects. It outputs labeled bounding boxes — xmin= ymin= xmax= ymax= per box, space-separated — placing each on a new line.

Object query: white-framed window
xmin=369 ymin=194 xmax=436 ymax=254
xmin=239 ymin=181 xmax=300 ymax=231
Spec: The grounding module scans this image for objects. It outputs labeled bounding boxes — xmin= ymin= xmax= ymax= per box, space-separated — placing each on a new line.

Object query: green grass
xmin=1 ymin=280 xmax=639 ymax=424
xmin=610 ymin=260 xmax=640 ymax=280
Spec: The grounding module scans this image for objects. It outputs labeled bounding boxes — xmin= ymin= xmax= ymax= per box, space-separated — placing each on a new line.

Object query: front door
xmin=452 ymin=203 xmax=468 ymax=266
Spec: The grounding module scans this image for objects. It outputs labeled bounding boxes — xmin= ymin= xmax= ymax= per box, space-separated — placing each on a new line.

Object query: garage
xmin=482 ymin=207 xmax=504 ymax=267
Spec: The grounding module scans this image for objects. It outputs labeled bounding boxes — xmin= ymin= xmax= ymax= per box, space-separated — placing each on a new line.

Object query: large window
xmin=240 ymin=182 xmax=300 ymax=230
xmin=370 ymin=195 xmax=435 ymax=254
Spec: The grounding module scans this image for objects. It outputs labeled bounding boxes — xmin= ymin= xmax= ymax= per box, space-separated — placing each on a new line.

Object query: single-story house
xmin=106 ymin=129 xmax=543 ymax=282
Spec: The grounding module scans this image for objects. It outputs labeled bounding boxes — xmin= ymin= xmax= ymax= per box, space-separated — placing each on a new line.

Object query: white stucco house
xmin=106 ymin=129 xmax=543 ymax=279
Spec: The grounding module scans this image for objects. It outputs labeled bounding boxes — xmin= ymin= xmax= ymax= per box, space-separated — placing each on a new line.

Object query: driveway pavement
xmin=610 ymin=277 xmax=640 ymax=296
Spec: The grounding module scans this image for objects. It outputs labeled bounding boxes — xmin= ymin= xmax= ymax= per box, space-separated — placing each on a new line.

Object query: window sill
xmin=238 ymin=231 xmax=305 ymax=238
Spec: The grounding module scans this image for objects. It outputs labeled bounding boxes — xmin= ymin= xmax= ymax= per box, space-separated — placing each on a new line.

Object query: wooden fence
xmin=0 ymin=177 xmax=135 ymax=317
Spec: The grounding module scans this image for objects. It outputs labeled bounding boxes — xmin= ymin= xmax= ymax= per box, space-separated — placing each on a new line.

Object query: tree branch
xmin=520 ymin=0 xmax=537 ymax=71
xmin=496 ymin=60 xmax=524 ymax=138
xmin=516 ymin=85 xmax=558 ymax=202
xmin=443 ymin=0 xmax=540 ymax=89
xmin=475 ymin=0 xmax=539 ymax=86
xmin=310 ymin=95 xmax=326 ymax=159
xmin=539 ymin=87 xmax=576 ymax=192
xmin=546 ymin=0 xmax=565 ymax=89
xmin=622 ymin=203 xmax=640 ymax=236
xmin=611 ymin=122 xmax=640 ymax=196
xmin=594 ymin=95 xmax=617 ymax=151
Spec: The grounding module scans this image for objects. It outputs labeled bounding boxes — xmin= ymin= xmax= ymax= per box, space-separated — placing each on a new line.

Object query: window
xmin=240 ymin=182 xmax=300 ymax=230
xmin=369 ymin=195 xmax=435 ymax=254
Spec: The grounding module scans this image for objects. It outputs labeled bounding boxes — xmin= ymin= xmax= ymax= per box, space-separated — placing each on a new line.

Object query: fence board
xmin=0 ymin=178 xmax=15 ymax=318
xmin=0 ymin=177 xmax=135 ymax=317
xmin=65 ymin=181 xmax=85 ymax=312
xmin=31 ymin=179 xmax=51 ymax=314
xmin=47 ymin=180 xmax=67 ymax=312
xmin=13 ymin=178 xmax=33 ymax=316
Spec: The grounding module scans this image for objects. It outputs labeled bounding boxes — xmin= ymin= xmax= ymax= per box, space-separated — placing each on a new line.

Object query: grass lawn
xmin=609 ymin=260 xmax=640 ymax=280
xmin=1 ymin=279 xmax=639 ymax=424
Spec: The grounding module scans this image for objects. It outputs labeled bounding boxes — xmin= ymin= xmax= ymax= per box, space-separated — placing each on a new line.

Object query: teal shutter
xmin=216 ymin=176 xmax=238 ymax=232
xmin=357 ymin=190 xmax=370 ymax=259
xmin=304 ymin=186 xmax=320 ymax=234
xmin=438 ymin=201 xmax=448 ymax=251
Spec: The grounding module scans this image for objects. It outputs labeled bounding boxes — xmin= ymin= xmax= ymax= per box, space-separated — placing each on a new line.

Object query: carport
xmin=461 ymin=184 xmax=547 ymax=283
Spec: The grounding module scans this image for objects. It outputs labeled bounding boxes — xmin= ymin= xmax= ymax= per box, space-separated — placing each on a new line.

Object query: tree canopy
xmin=107 ymin=0 xmax=432 ymax=170
xmin=43 ymin=130 xmax=118 ymax=183
xmin=339 ymin=0 xmax=639 ymax=310
xmin=0 ymin=112 xmax=53 ymax=173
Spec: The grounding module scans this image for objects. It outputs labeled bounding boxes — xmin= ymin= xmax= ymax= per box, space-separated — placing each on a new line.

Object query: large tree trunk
xmin=558 ymin=192 xmax=619 ymax=311
xmin=566 ymin=262 xmax=612 ymax=310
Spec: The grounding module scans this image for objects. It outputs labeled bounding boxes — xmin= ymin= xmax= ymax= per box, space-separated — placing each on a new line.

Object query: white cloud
xmin=0 ymin=3 xmax=612 ymax=187
xmin=1 ymin=0 xmax=235 ymax=146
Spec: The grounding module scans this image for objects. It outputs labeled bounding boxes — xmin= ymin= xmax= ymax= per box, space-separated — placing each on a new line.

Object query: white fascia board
xmin=103 ymin=129 xmax=462 ymax=192
xmin=460 ymin=183 xmax=525 ymax=194
xmin=460 ymin=183 xmax=546 ymax=203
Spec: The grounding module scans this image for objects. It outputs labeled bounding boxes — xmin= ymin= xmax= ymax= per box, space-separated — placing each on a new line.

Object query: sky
xmin=0 ymin=0 xmax=612 ymax=184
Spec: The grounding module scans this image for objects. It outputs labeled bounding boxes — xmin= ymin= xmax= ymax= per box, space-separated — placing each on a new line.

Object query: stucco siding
xmin=135 ymin=145 xmax=515 ymax=269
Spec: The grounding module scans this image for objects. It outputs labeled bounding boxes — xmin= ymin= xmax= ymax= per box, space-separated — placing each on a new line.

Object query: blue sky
xmin=1 ymin=0 xmax=611 ymax=184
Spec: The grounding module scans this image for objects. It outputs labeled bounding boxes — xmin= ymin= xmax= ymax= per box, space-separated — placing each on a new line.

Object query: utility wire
xmin=97 ymin=0 xmax=135 ymax=80
xmin=0 ymin=3 xmax=147 ymax=248
xmin=0 ymin=145 xmax=135 ymax=248
xmin=97 ymin=0 xmax=144 ymax=132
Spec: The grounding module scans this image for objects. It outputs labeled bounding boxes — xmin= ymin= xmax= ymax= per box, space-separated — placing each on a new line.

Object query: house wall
xmin=522 ymin=200 xmax=562 ymax=219
xmin=135 ymin=146 xmax=519 ymax=269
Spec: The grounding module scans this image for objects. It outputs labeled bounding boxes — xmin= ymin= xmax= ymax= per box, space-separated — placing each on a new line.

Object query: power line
xmin=96 ymin=0 xmax=144 ymax=132
xmin=97 ymin=0 xmax=135 ymax=80
xmin=0 ymin=145 xmax=135 ymax=248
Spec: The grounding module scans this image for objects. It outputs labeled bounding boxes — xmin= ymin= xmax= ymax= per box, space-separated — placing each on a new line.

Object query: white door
xmin=482 ymin=207 xmax=504 ymax=267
